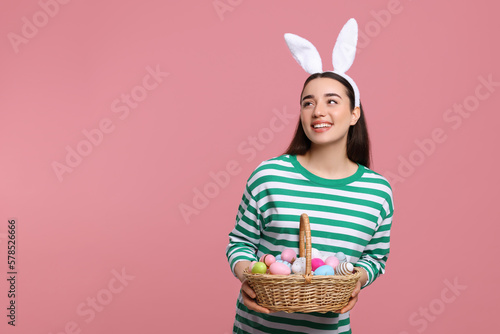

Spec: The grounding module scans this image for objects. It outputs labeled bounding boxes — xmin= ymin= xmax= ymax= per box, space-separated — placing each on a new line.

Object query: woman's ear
xmin=350 ymin=107 xmax=361 ymax=125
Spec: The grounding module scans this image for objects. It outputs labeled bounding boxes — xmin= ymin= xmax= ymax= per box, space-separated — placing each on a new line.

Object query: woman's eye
xmin=328 ymin=99 xmax=337 ymax=104
xmin=302 ymin=102 xmax=312 ymax=107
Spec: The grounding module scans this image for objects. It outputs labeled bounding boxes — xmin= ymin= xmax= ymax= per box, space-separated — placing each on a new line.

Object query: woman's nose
xmin=313 ymin=104 xmax=326 ymax=117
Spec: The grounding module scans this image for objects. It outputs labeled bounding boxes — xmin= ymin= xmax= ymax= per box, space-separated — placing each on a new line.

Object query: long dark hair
xmin=283 ymin=72 xmax=371 ymax=168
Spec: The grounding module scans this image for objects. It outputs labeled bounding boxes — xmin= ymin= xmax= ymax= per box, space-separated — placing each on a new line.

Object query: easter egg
xmin=314 ymin=265 xmax=335 ymax=276
xmin=276 ymin=259 xmax=292 ymax=269
xmin=291 ymin=257 xmax=306 ymax=274
xmin=264 ymin=255 xmax=276 ymax=266
xmin=325 ymin=256 xmax=340 ymax=269
xmin=281 ymin=248 xmax=297 ymax=263
xmin=311 ymin=258 xmax=325 ymax=272
xmin=335 ymin=251 xmax=347 ymax=263
xmin=251 ymin=262 xmax=267 ymax=274
xmin=249 ymin=261 xmax=257 ymax=271
xmin=335 ymin=262 xmax=354 ymax=276
xmin=269 ymin=262 xmax=291 ymax=275
xmin=259 ymin=254 xmax=276 ymax=267
xmin=275 ymin=254 xmax=282 ymax=261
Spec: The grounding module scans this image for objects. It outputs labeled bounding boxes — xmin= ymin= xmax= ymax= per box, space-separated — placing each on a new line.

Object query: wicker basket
xmin=243 ymin=213 xmax=361 ymax=313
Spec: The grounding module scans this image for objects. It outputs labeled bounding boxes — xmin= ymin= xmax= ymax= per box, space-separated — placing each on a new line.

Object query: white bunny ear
xmin=332 ymin=18 xmax=358 ymax=73
xmin=284 ymin=33 xmax=323 ymax=74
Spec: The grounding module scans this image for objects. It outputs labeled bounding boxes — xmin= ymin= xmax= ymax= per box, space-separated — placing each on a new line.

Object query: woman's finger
xmin=340 ymin=295 xmax=358 ymax=314
xmin=241 ymin=289 xmax=271 ymax=314
xmin=241 ymin=281 xmax=256 ymax=299
xmin=351 ymin=281 xmax=361 ymax=298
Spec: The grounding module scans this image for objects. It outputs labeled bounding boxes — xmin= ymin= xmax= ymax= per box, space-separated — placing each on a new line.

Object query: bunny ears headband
xmin=284 ymin=18 xmax=360 ymax=108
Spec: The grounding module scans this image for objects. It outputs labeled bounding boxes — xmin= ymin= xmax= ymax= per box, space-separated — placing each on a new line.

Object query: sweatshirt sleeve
xmin=355 ymin=191 xmax=394 ymax=290
xmin=225 ymin=182 xmax=262 ymax=277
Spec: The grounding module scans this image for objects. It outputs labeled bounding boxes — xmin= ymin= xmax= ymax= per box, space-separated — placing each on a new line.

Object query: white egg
xmin=291 ymin=257 xmax=306 ymax=274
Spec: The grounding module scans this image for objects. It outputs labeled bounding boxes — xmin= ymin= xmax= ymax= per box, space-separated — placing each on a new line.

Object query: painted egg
xmin=281 ymin=248 xmax=297 ymax=263
xmin=259 ymin=254 xmax=276 ymax=267
xmin=311 ymin=258 xmax=325 ymax=272
xmin=335 ymin=262 xmax=354 ymax=276
xmin=314 ymin=265 xmax=335 ymax=276
xmin=276 ymin=259 xmax=292 ymax=269
xmin=275 ymin=254 xmax=282 ymax=261
xmin=325 ymin=256 xmax=340 ymax=269
xmin=265 ymin=255 xmax=276 ymax=266
xmin=335 ymin=251 xmax=347 ymax=263
xmin=248 ymin=261 xmax=257 ymax=271
xmin=251 ymin=262 xmax=267 ymax=274
xmin=291 ymin=257 xmax=306 ymax=274
xmin=269 ymin=262 xmax=291 ymax=275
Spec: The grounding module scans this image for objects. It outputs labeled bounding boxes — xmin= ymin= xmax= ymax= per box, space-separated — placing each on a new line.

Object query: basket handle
xmin=299 ymin=213 xmax=312 ymax=279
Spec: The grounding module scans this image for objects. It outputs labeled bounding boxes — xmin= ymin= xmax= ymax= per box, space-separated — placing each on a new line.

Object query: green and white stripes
xmin=226 ymin=154 xmax=394 ymax=333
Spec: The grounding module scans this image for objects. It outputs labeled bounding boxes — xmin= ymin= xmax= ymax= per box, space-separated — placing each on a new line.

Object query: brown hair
xmin=283 ymin=72 xmax=371 ymax=168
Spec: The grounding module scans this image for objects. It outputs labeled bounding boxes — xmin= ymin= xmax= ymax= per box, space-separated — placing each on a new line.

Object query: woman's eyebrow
xmin=325 ymin=93 xmax=342 ymax=99
xmin=301 ymin=93 xmax=342 ymax=102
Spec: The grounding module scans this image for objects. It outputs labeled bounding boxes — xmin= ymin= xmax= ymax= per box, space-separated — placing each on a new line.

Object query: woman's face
xmin=300 ymin=77 xmax=360 ymax=147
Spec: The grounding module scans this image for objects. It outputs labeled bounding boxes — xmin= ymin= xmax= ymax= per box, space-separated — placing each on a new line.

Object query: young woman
xmin=225 ymin=70 xmax=395 ymax=333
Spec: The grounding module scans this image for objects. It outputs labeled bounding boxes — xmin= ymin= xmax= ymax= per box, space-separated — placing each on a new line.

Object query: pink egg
xmin=281 ymin=248 xmax=296 ymax=263
xmin=311 ymin=258 xmax=325 ymax=272
xmin=325 ymin=256 xmax=340 ymax=269
xmin=264 ymin=255 xmax=276 ymax=266
xmin=249 ymin=261 xmax=257 ymax=271
xmin=259 ymin=255 xmax=267 ymax=262
xmin=269 ymin=262 xmax=291 ymax=275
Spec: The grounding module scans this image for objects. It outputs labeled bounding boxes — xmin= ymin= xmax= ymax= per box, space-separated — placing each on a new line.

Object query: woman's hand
xmin=337 ymin=266 xmax=368 ymax=314
xmin=240 ymin=280 xmax=273 ymax=314
xmin=234 ymin=261 xmax=273 ymax=314
xmin=338 ymin=280 xmax=361 ymax=314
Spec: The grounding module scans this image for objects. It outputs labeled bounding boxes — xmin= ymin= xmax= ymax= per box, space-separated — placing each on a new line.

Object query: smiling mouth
xmin=311 ymin=123 xmax=333 ymax=133
xmin=312 ymin=123 xmax=332 ymax=129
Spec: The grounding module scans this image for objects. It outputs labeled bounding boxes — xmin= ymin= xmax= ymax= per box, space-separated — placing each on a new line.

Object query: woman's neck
xmin=297 ymin=143 xmax=358 ymax=180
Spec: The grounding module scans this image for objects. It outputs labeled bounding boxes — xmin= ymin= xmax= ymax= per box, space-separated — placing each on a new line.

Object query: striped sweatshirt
xmin=226 ymin=154 xmax=395 ymax=333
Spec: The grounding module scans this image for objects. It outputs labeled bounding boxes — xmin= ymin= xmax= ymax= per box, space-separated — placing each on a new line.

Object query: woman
xmin=226 ymin=20 xmax=394 ymax=333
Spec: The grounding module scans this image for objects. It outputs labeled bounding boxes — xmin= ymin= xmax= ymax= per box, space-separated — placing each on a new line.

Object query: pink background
xmin=1 ymin=0 xmax=499 ymax=333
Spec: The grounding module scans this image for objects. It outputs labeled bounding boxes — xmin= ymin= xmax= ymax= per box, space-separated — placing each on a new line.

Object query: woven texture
xmin=243 ymin=213 xmax=361 ymax=313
